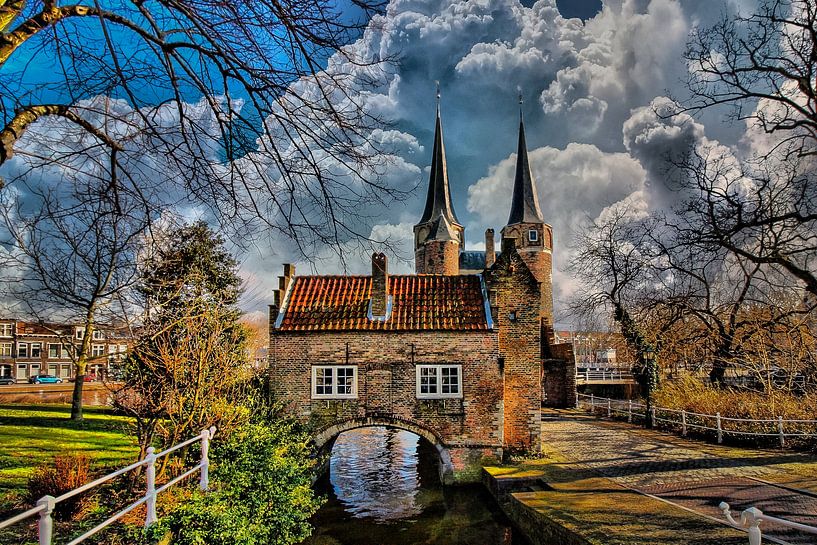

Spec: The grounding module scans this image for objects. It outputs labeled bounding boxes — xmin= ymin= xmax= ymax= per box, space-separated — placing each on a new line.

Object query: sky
xmin=234 ymin=0 xmax=757 ymax=324
xmin=1 ymin=0 xmax=768 ymax=327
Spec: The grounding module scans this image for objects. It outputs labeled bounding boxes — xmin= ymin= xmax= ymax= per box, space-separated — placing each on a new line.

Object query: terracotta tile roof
xmin=276 ymin=274 xmax=491 ymax=332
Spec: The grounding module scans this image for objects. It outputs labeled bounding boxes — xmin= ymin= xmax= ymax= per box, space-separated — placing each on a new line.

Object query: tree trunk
xmin=71 ymin=319 xmax=94 ymax=420
xmin=70 ymin=370 xmax=85 ymax=420
xmin=709 ymin=359 xmax=728 ymax=388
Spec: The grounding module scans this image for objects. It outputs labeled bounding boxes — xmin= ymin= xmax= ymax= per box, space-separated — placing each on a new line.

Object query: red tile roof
xmin=276 ymin=274 xmax=490 ymax=332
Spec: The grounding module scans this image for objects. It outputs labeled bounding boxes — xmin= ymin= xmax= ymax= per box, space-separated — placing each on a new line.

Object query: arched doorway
xmin=313 ymin=416 xmax=455 ymax=485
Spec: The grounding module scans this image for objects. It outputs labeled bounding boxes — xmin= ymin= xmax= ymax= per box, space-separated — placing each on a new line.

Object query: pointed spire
xmin=419 ymin=86 xmax=460 ymax=226
xmin=506 ymin=106 xmax=544 ymax=225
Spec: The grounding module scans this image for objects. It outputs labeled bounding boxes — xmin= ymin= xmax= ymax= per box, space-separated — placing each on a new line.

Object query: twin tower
xmin=412 ymin=101 xmax=555 ymax=325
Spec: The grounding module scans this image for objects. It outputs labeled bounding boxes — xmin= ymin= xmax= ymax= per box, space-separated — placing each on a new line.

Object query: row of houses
xmin=0 ymin=319 xmax=131 ymax=382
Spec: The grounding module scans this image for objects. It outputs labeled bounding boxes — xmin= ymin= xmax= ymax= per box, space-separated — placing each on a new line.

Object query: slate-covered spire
xmin=419 ymin=87 xmax=460 ymax=226
xmin=506 ymin=100 xmax=544 ymax=226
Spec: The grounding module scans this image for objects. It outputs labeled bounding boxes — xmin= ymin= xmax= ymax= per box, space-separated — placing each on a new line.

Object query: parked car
xmin=68 ymin=374 xmax=96 ymax=382
xmin=0 ymin=376 xmax=14 ymax=385
xmin=28 ymin=374 xmax=62 ymax=384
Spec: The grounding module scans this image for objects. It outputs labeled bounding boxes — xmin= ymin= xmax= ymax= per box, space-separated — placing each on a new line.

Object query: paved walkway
xmin=542 ymin=410 xmax=817 ymax=544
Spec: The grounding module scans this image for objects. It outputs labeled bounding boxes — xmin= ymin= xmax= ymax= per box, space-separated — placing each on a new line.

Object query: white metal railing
xmin=0 ymin=426 xmax=216 ymax=545
xmin=575 ymin=369 xmax=636 ymax=383
xmin=576 ymin=393 xmax=817 ymax=447
xmin=720 ymin=502 xmax=817 ymax=544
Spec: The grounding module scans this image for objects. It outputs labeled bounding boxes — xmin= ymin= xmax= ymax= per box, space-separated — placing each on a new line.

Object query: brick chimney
xmin=272 ymin=263 xmax=295 ymax=314
xmin=485 ymin=229 xmax=495 ymax=268
xmin=370 ymin=253 xmax=389 ymax=318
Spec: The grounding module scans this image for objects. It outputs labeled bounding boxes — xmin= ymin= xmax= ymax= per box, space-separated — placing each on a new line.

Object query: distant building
xmin=0 ymin=319 xmax=131 ymax=382
xmin=553 ymin=330 xmax=633 ymax=367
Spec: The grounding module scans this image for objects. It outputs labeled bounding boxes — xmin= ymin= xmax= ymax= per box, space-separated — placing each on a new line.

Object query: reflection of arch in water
xmin=314 ymin=416 xmax=454 ymax=485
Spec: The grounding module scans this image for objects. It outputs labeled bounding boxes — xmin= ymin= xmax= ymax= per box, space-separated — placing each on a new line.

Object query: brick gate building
xmin=268 ymin=102 xmax=575 ymax=483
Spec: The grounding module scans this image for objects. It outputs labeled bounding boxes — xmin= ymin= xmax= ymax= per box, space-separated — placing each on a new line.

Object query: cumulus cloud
xmin=3 ymin=0 xmax=772 ymax=324
xmin=466 ymin=142 xmax=645 ymax=314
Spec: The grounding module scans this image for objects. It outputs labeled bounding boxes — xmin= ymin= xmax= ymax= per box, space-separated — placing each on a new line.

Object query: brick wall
xmin=416 ymin=240 xmax=460 ymax=275
xmin=542 ymin=359 xmax=576 ymax=408
xmin=500 ymin=224 xmax=554 ymax=326
xmin=485 ymin=247 xmax=542 ymax=453
xmin=269 ymin=329 xmax=503 ymax=457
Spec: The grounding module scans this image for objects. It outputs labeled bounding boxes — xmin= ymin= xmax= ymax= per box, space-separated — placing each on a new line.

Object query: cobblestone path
xmin=542 ymin=411 xmax=817 ymax=544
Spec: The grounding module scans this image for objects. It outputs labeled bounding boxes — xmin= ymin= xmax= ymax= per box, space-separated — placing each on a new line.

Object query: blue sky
xmin=1 ymin=0 xmax=763 ymax=325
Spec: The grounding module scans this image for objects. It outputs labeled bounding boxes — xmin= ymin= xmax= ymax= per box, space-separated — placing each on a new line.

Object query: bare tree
xmin=683 ymin=0 xmax=817 ymax=157
xmin=568 ymin=204 xmax=666 ymax=379
xmin=0 ymin=170 xmax=147 ymax=420
xmin=0 ymin=0 xmax=403 ymax=254
xmin=677 ymin=1 xmax=817 ymax=297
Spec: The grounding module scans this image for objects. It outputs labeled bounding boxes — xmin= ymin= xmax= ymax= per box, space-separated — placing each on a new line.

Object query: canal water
xmin=303 ymin=427 xmax=530 ymax=545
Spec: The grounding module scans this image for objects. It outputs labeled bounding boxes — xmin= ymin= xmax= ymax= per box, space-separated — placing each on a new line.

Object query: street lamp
xmin=643 ymin=344 xmax=658 ymax=428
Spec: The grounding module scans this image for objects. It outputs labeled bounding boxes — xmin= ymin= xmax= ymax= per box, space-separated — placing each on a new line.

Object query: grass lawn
xmin=0 ymin=404 xmax=138 ymax=513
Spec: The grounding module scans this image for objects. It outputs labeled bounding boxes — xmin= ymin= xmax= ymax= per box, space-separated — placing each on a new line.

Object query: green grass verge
xmin=0 ymin=404 xmax=138 ymax=513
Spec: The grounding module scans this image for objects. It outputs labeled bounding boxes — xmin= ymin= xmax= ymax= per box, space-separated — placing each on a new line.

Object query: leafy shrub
xmin=147 ymin=419 xmax=322 ymax=545
xmin=26 ymin=454 xmax=92 ymax=520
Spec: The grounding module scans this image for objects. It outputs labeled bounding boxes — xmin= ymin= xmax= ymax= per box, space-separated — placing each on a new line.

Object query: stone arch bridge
xmin=312 ymin=415 xmax=455 ymax=484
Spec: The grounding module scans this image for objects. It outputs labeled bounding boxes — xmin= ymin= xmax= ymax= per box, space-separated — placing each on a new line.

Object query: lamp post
xmin=643 ymin=344 xmax=657 ymax=428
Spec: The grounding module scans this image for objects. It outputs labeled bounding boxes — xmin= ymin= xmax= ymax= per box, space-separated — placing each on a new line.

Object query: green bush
xmin=147 ymin=419 xmax=322 ymax=545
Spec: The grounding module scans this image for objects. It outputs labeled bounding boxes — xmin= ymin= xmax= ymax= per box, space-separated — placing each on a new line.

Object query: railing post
xmin=200 ymin=427 xmax=214 ymax=491
xmin=590 ymin=394 xmax=595 ymax=414
xmin=144 ymin=447 xmax=158 ymax=527
xmin=778 ymin=416 xmax=785 ymax=448
xmin=744 ymin=507 xmax=763 ymax=545
xmin=627 ymin=399 xmax=632 ymax=423
xmin=650 ymin=407 xmax=656 ymax=428
xmin=575 ymin=392 xmax=579 ymax=407
xmin=681 ymin=410 xmax=687 ymax=437
xmin=716 ymin=412 xmax=723 ymax=444
xmin=607 ymin=398 xmax=612 ymax=417
xmin=37 ymin=495 xmax=55 ymax=545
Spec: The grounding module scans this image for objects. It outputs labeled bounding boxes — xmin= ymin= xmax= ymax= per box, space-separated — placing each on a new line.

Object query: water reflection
xmin=304 ymin=426 xmax=529 ymax=545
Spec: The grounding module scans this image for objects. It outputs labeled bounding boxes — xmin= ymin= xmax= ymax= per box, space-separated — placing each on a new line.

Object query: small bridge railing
xmin=575 ymin=368 xmax=635 ymax=383
xmin=0 ymin=427 xmax=216 ymax=545
xmin=721 ymin=502 xmax=817 ymax=544
xmin=576 ymin=393 xmax=817 ymax=447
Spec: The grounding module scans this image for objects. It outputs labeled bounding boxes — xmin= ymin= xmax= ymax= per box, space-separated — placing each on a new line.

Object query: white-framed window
xmin=91 ymin=344 xmax=105 ymax=357
xmin=75 ymin=327 xmax=84 ymax=340
xmin=30 ymin=342 xmax=41 ymax=358
xmin=119 ymin=344 xmax=128 ymax=353
xmin=48 ymin=344 xmax=60 ymax=359
xmin=108 ymin=344 xmax=117 ymax=354
xmin=0 ymin=323 xmax=12 ymax=337
xmin=311 ymin=365 xmax=357 ymax=399
xmin=416 ymin=364 xmax=463 ymax=399
xmin=0 ymin=343 xmax=11 ymax=357
xmin=92 ymin=330 xmax=104 ymax=340
xmin=528 ymin=229 xmax=539 ymax=242
xmin=62 ymin=345 xmax=71 ymax=359
xmin=17 ymin=342 xmax=28 ymax=358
